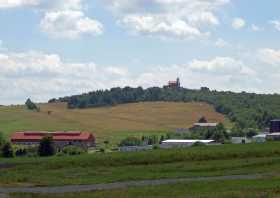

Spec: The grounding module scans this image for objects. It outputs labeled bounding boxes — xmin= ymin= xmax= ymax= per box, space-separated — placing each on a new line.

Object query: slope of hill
xmin=50 ymin=87 xmax=280 ymax=130
xmin=0 ymin=102 xmax=230 ymax=143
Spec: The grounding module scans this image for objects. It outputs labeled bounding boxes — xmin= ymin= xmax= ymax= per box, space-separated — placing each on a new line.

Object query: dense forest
xmin=49 ymin=86 xmax=280 ymax=130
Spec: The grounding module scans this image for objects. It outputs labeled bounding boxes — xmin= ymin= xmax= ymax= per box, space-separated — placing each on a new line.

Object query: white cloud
xmin=120 ymin=14 xmax=206 ymax=39
xmin=0 ymin=0 xmax=82 ymax=10
xmin=232 ymin=18 xmax=246 ymax=30
xmin=0 ymin=0 xmax=38 ymax=8
xmin=40 ymin=10 xmax=103 ymax=39
xmin=2 ymin=48 xmax=280 ymax=105
xmin=259 ymin=48 xmax=280 ymax=66
xmin=189 ymin=57 xmax=254 ymax=75
xmin=0 ymin=0 xmax=104 ymax=40
xmin=105 ymin=0 xmax=230 ymax=39
xmin=270 ymin=20 xmax=280 ymax=31
xmin=214 ymin=38 xmax=230 ymax=48
xmin=105 ymin=67 xmax=129 ymax=77
xmin=0 ymin=50 xmax=131 ymax=104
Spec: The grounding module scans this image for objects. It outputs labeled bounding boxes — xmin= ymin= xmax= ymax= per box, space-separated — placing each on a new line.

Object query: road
xmin=0 ymin=174 xmax=264 ymax=194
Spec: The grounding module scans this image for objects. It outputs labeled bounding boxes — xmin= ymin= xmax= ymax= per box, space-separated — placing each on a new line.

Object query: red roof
xmin=11 ymin=131 xmax=94 ymax=142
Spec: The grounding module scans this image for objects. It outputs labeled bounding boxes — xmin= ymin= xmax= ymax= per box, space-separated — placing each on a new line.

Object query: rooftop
xmin=11 ymin=131 xmax=94 ymax=141
xmin=193 ymin=123 xmax=218 ymax=127
xmin=162 ymin=139 xmax=214 ymax=143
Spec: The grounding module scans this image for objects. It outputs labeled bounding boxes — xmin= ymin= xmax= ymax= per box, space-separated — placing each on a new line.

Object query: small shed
xmin=252 ymin=134 xmax=267 ymax=143
xmin=231 ymin=137 xmax=250 ymax=144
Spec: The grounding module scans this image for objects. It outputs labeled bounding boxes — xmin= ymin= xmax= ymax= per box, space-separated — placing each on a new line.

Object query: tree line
xmin=49 ymin=86 xmax=280 ymax=130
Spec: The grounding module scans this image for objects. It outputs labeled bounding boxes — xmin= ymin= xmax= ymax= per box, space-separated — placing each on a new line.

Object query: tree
xmin=198 ymin=116 xmax=208 ymax=123
xmin=0 ymin=132 xmax=6 ymax=147
xmin=38 ymin=136 xmax=56 ymax=157
xmin=2 ymin=143 xmax=13 ymax=158
xmin=25 ymin=98 xmax=39 ymax=111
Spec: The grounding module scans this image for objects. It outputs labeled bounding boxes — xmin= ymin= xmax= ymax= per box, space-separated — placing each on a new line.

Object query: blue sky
xmin=0 ymin=0 xmax=280 ymax=105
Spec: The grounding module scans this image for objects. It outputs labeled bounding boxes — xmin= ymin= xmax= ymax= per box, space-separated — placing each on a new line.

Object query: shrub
xmin=192 ymin=142 xmax=206 ymax=147
xmin=2 ymin=143 xmax=14 ymax=158
xmin=119 ymin=137 xmax=142 ymax=147
xmin=15 ymin=148 xmax=27 ymax=157
xmin=38 ymin=136 xmax=56 ymax=157
xmin=25 ymin=98 xmax=39 ymax=111
xmin=62 ymin=146 xmax=85 ymax=156
xmin=0 ymin=131 xmax=6 ymax=147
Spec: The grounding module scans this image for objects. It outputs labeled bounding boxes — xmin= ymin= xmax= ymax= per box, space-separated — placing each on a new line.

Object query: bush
xmin=2 ymin=143 xmax=14 ymax=158
xmin=0 ymin=132 xmax=6 ymax=147
xmin=119 ymin=137 xmax=142 ymax=147
xmin=38 ymin=136 xmax=56 ymax=157
xmin=62 ymin=146 xmax=85 ymax=156
xmin=25 ymin=98 xmax=39 ymax=111
xmin=15 ymin=148 xmax=27 ymax=157
xmin=192 ymin=142 xmax=206 ymax=147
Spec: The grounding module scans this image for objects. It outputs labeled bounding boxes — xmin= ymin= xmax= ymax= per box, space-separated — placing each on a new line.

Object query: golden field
xmin=0 ymin=102 xmax=230 ymax=143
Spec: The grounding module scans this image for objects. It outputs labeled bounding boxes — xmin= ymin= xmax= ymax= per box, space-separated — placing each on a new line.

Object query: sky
xmin=0 ymin=0 xmax=280 ymax=105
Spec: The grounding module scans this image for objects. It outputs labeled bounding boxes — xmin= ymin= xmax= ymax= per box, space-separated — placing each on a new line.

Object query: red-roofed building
xmin=11 ymin=131 xmax=95 ymax=149
xmin=167 ymin=78 xmax=181 ymax=89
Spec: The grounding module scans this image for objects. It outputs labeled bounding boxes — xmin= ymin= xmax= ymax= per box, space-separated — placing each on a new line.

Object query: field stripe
xmin=0 ymin=174 xmax=265 ymax=194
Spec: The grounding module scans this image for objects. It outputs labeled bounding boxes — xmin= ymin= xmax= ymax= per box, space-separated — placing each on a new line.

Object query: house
xmin=161 ymin=139 xmax=215 ymax=148
xmin=231 ymin=137 xmax=250 ymax=144
xmin=190 ymin=122 xmax=218 ymax=131
xmin=166 ymin=78 xmax=181 ymax=89
xmin=11 ymin=131 xmax=95 ymax=149
xmin=270 ymin=120 xmax=280 ymax=133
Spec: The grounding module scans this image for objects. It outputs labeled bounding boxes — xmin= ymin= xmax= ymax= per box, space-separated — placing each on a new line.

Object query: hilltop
xmin=50 ymin=86 xmax=280 ymax=130
xmin=0 ymin=102 xmax=230 ymax=143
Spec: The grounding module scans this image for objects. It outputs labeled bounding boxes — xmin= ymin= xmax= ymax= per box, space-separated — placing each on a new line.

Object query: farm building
xmin=252 ymin=134 xmax=267 ymax=143
xmin=231 ymin=137 xmax=251 ymax=144
xmin=161 ymin=139 xmax=215 ymax=148
xmin=190 ymin=122 xmax=218 ymax=131
xmin=266 ymin=133 xmax=280 ymax=141
xmin=270 ymin=120 xmax=280 ymax=133
xmin=11 ymin=131 xmax=95 ymax=149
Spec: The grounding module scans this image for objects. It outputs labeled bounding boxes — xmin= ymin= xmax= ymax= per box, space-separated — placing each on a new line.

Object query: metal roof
xmin=193 ymin=123 xmax=218 ymax=127
xmin=162 ymin=139 xmax=214 ymax=143
xmin=11 ymin=131 xmax=94 ymax=142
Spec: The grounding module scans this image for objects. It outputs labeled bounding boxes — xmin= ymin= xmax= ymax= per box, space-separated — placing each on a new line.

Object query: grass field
xmin=1 ymin=142 xmax=280 ymax=187
xmin=11 ymin=178 xmax=280 ymax=198
xmin=0 ymin=102 xmax=230 ymax=143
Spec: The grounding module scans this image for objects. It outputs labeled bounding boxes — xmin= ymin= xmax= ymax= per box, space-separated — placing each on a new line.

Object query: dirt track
xmin=0 ymin=174 xmax=264 ymax=194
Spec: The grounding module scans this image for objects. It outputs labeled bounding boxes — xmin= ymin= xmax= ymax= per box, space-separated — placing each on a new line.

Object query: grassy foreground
xmin=11 ymin=178 xmax=280 ymax=198
xmin=0 ymin=102 xmax=230 ymax=143
xmin=1 ymin=142 xmax=280 ymax=187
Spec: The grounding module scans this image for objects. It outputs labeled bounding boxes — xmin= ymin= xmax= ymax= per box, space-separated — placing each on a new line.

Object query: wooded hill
xmin=49 ymin=87 xmax=280 ymax=130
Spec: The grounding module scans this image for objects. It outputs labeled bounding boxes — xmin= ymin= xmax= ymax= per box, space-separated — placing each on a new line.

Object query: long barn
xmin=11 ymin=131 xmax=95 ymax=149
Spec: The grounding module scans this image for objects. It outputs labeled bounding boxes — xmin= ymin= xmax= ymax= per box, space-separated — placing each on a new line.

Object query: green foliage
xmin=38 ymin=136 xmax=56 ymax=157
xmin=15 ymin=148 xmax=27 ymax=157
xmin=0 ymin=131 xmax=6 ymax=147
xmin=192 ymin=141 xmax=206 ymax=147
xmin=119 ymin=137 xmax=142 ymax=147
xmin=2 ymin=142 xmax=14 ymax=158
xmin=25 ymin=98 xmax=39 ymax=111
xmin=198 ymin=116 xmax=208 ymax=123
xmin=169 ymin=123 xmax=229 ymax=143
xmin=51 ymin=87 xmax=280 ymax=130
xmin=62 ymin=146 xmax=85 ymax=156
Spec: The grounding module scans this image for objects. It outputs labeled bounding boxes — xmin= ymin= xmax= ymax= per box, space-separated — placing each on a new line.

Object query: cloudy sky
xmin=0 ymin=0 xmax=280 ymax=105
